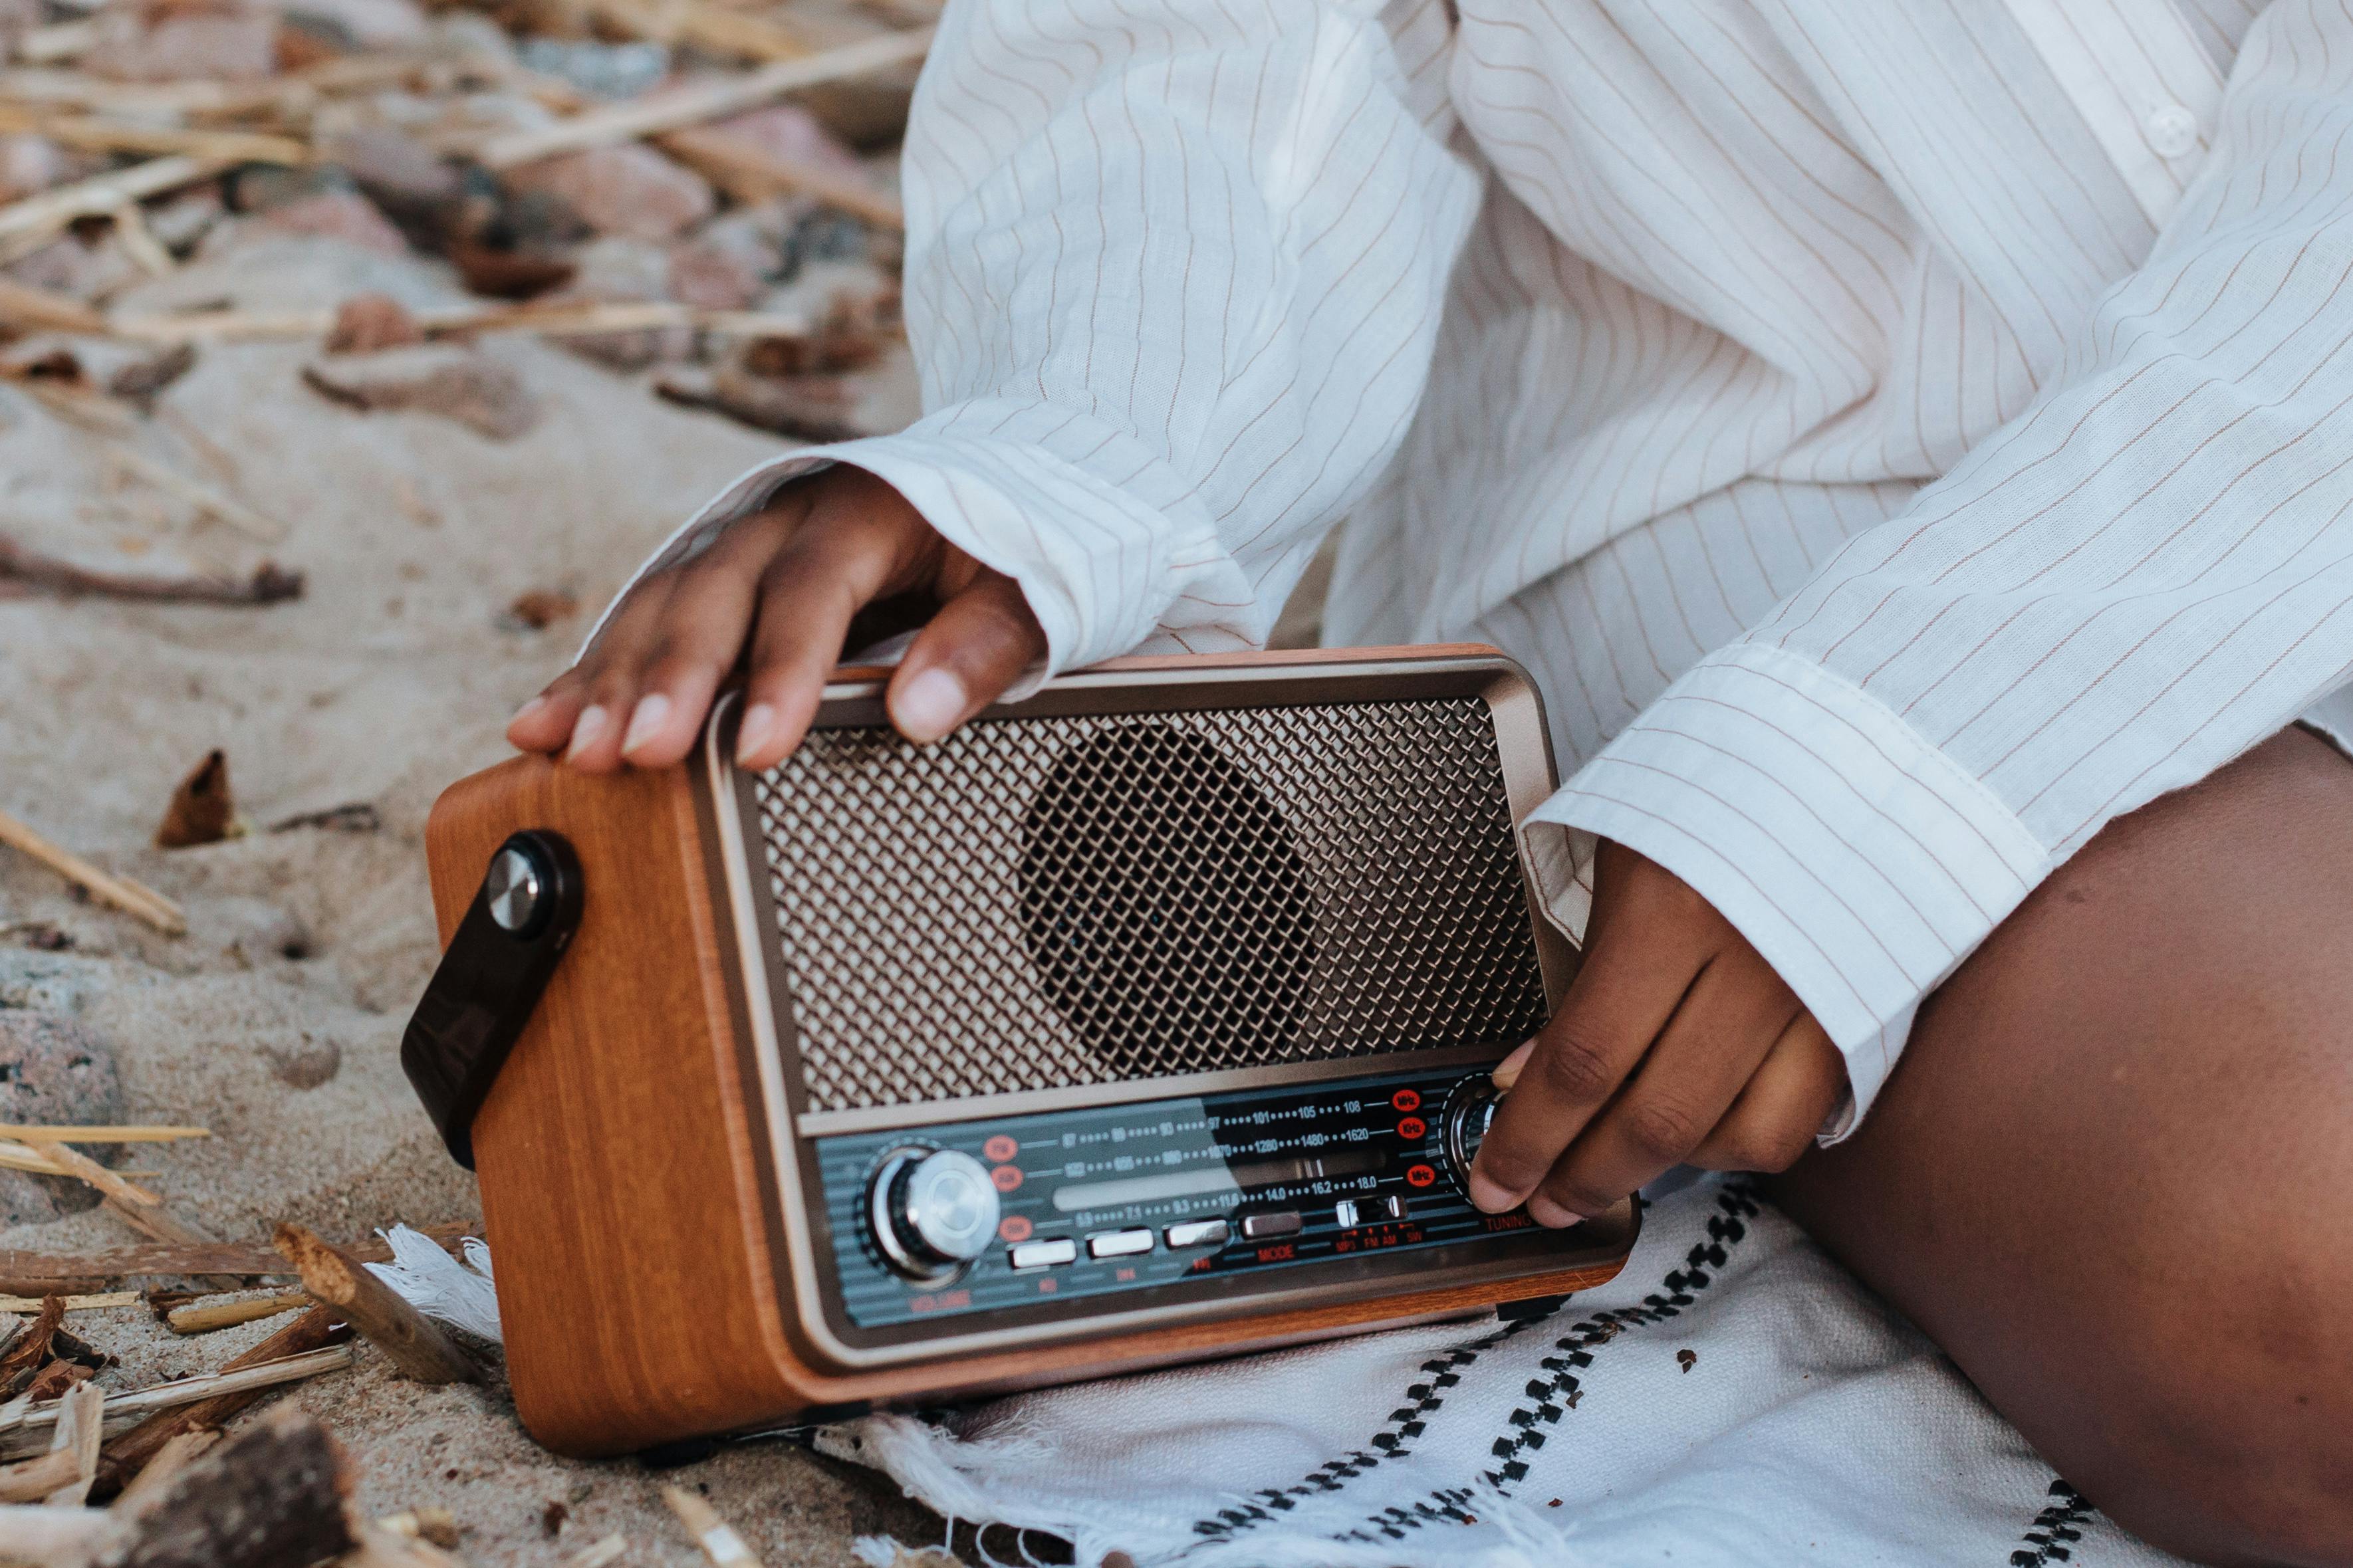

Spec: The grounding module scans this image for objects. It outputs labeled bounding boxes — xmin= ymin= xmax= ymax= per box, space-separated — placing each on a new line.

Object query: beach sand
xmin=0 ymin=231 xmax=953 ymax=1563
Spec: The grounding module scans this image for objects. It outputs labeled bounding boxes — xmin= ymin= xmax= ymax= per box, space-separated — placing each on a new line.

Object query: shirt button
xmin=2145 ymin=104 xmax=2201 ymax=160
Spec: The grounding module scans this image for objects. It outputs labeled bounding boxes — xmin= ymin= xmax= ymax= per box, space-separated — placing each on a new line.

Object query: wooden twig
xmin=108 ymin=298 xmax=816 ymax=344
xmin=106 ymin=1407 xmax=357 ymax=1568
xmin=477 ymin=26 xmax=933 ymax=168
xmin=0 ymin=154 xmax=236 ymax=248
xmin=0 ymin=1220 xmax=479 ymax=1285
xmin=0 ymin=531 xmax=303 ymax=610
xmin=0 ymin=1142 xmax=164 ymax=1204
xmin=107 ymin=1428 xmax=214 ymax=1512
xmin=0 ymin=275 xmax=106 ymax=335
xmin=108 ymin=445 xmax=289 ymax=544
xmin=43 ymin=1381 xmax=100 ymax=1505
xmin=1 ymin=1127 xmax=210 ymax=1145
xmin=272 ymin=1223 xmax=481 ymax=1387
xmin=568 ymin=1535 xmax=629 ymax=1568
xmin=34 ymin=1141 xmax=209 ymax=1248
xmin=0 ymin=1446 xmax=80 ymax=1504
xmin=0 ymin=105 xmax=307 ymax=166
xmin=664 ymin=1486 xmax=765 ymax=1567
xmin=0 ymin=1502 xmax=113 ymax=1560
xmin=0 ymin=1293 xmax=138 ymax=1313
xmin=584 ymin=0 xmax=810 ymax=62
xmin=164 ymin=1289 xmax=309 ymax=1335
xmin=91 ymin=1310 xmax=352 ymax=1495
xmin=0 ymin=806 xmax=185 ymax=936
xmin=1 ymin=1345 xmax=353 ymax=1461
xmin=658 ymin=124 xmax=904 ymax=229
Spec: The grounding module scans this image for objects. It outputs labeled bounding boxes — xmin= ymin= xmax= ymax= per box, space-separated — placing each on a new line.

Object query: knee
xmin=2067 ymin=1242 xmax=2353 ymax=1566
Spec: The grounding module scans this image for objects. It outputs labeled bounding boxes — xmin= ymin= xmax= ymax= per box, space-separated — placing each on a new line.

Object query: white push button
xmin=2146 ymin=104 xmax=2200 ymax=160
xmin=1009 ymin=1238 xmax=1076 ymax=1270
xmin=1164 ymin=1218 xmax=1229 ymax=1249
xmin=1086 ymin=1228 xmax=1154 ymax=1259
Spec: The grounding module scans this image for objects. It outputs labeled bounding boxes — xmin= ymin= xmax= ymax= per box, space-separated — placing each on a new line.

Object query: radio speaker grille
xmin=751 ymin=697 xmax=1549 ymax=1113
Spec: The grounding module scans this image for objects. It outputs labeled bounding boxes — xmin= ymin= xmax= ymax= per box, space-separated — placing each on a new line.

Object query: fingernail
xmin=621 ymin=693 xmax=670 ymax=756
xmin=892 ymin=667 xmax=967 ymax=742
xmin=509 ymin=693 xmax=547 ymax=728
xmin=1466 ymin=1171 xmax=1519 ymax=1214
xmin=735 ymin=702 xmax=777 ymax=764
xmin=1493 ymin=1039 xmax=1535 ymax=1091
xmin=1525 ymin=1194 xmax=1584 ymax=1230
xmin=565 ymin=704 xmax=610 ymax=761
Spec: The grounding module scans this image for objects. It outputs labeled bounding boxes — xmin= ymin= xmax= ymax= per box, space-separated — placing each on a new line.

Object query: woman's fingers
xmin=1524 ymin=945 xmax=1794 ymax=1226
xmin=888 ymin=569 xmax=1047 ymax=742
xmin=1687 ymin=1012 xmax=1846 ymax=1173
xmin=735 ymin=503 xmax=919 ymax=770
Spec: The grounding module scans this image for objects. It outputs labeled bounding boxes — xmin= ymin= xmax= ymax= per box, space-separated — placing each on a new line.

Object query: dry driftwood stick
xmin=0 ymin=1220 xmax=478 ymax=1285
xmin=664 ymin=1485 xmax=765 ymax=1567
xmin=657 ymin=124 xmax=904 ymax=229
xmin=0 ymin=1297 xmax=61 ymax=1396
xmin=108 ymin=444 xmax=289 ymax=544
xmin=0 ymin=105 xmax=307 ymax=166
xmin=106 ymin=1428 xmax=214 ymax=1512
xmin=0 ymin=806 xmax=184 ymax=937
xmin=0 ymin=1446 xmax=80 ymax=1504
xmin=0 ymin=1502 xmax=114 ymax=1561
xmin=566 ymin=1535 xmax=629 ymax=1568
xmin=272 ymin=1223 xmax=481 ymax=1386
xmin=90 ymin=1309 xmax=351 ymax=1497
xmin=0 ymin=275 xmax=106 ymax=336
xmin=0 ymin=154 xmax=235 ymax=248
xmin=164 ymin=1289 xmax=309 ymax=1336
xmin=0 ymin=1346 xmax=354 ymax=1460
xmin=2 ymin=1127 xmax=209 ymax=1145
xmin=43 ymin=1382 xmax=100 ymax=1506
xmin=585 ymin=0 xmax=810 ymax=62
xmin=0 ymin=1293 xmax=138 ymax=1314
xmin=107 ymin=1407 xmax=357 ymax=1568
xmin=34 ymin=1141 xmax=211 ymax=1251
xmin=0 ymin=1143 xmax=164 ymax=1206
xmin=478 ymin=25 xmax=933 ymax=168
xmin=0 ymin=532 xmax=303 ymax=610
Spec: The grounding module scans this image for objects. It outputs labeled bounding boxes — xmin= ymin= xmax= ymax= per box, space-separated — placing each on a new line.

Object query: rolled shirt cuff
xmin=1523 ymin=640 xmax=2052 ymax=1139
xmin=580 ymin=399 xmax=1245 ymax=695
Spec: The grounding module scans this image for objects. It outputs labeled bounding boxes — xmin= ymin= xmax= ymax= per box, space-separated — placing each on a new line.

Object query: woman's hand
xmin=507 ymin=467 xmax=1047 ymax=772
xmin=1469 ymin=840 xmax=1848 ymax=1225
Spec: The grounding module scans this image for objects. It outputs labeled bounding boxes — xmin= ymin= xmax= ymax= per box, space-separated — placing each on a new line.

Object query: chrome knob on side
xmin=867 ymin=1147 xmax=1000 ymax=1284
xmin=1442 ymin=1079 xmax=1502 ymax=1189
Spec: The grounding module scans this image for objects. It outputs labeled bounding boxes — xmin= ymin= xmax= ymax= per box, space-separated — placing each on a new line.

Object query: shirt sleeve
xmin=1527 ymin=0 xmax=2353 ymax=1135
xmin=594 ymin=0 xmax=1483 ymax=680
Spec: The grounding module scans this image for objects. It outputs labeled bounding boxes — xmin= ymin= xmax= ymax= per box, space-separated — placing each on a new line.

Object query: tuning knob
xmin=866 ymin=1147 xmax=1000 ymax=1284
xmin=1442 ymin=1079 xmax=1502 ymax=1190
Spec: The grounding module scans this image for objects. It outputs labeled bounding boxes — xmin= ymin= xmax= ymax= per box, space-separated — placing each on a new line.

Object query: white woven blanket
xmin=376 ymin=1182 xmax=2190 ymax=1567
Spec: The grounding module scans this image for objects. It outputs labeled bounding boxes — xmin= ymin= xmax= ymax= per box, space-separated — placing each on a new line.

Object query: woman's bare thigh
xmin=1768 ymin=725 xmax=2353 ymax=1567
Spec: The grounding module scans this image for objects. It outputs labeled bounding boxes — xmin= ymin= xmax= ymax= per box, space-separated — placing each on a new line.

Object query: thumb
xmin=886 ymin=570 xmax=1048 ymax=743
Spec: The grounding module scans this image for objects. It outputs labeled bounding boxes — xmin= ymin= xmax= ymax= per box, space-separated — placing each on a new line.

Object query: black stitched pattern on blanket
xmin=1332 ymin=1182 xmax=1763 ymax=1545
xmin=1183 ymin=1181 xmax=1761 ymax=1548
xmin=2008 ymin=1479 xmax=2096 ymax=1565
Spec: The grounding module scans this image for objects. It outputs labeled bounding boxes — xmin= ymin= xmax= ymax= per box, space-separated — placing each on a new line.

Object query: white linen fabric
xmin=814 ymin=1182 xmax=2190 ymax=1566
xmin=602 ymin=0 xmax=2353 ymax=1135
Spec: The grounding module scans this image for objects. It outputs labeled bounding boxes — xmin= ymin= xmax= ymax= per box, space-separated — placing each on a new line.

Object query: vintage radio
xmin=403 ymin=645 xmax=1639 ymax=1457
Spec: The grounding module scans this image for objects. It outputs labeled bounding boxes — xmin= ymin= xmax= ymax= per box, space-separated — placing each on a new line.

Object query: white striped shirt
xmin=622 ymin=0 xmax=2353 ymax=1133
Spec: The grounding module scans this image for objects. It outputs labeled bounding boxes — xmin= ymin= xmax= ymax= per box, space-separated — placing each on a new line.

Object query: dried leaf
xmin=156 ymin=748 xmax=236 ymax=849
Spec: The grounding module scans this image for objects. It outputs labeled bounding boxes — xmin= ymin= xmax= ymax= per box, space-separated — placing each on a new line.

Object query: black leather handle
xmin=401 ymin=830 xmax=583 ymax=1169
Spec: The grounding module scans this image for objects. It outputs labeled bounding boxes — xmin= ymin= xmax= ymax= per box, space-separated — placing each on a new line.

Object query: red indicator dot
xmin=1405 ymin=1163 xmax=1438 ymax=1188
xmin=990 ymin=1165 xmax=1024 ymax=1192
xmin=983 ymin=1135 xmax=1019 ymax=1163
xmin=997 ymin=1215 xmax=1033 ymax=1243
xmin=1396 ymin=1115 xmax=1427 ymax=1141
xmin=1391 ymin=1089 xmax=1422 ymax=1113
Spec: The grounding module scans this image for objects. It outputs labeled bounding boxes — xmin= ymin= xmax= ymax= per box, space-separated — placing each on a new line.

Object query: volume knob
xmin=867 ymin=1147 xmax=1000 ymax=1284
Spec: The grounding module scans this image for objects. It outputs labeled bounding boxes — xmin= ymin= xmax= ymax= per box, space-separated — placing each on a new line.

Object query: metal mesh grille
xmin=752 ymin=697 xmax=1549 ymax=1112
